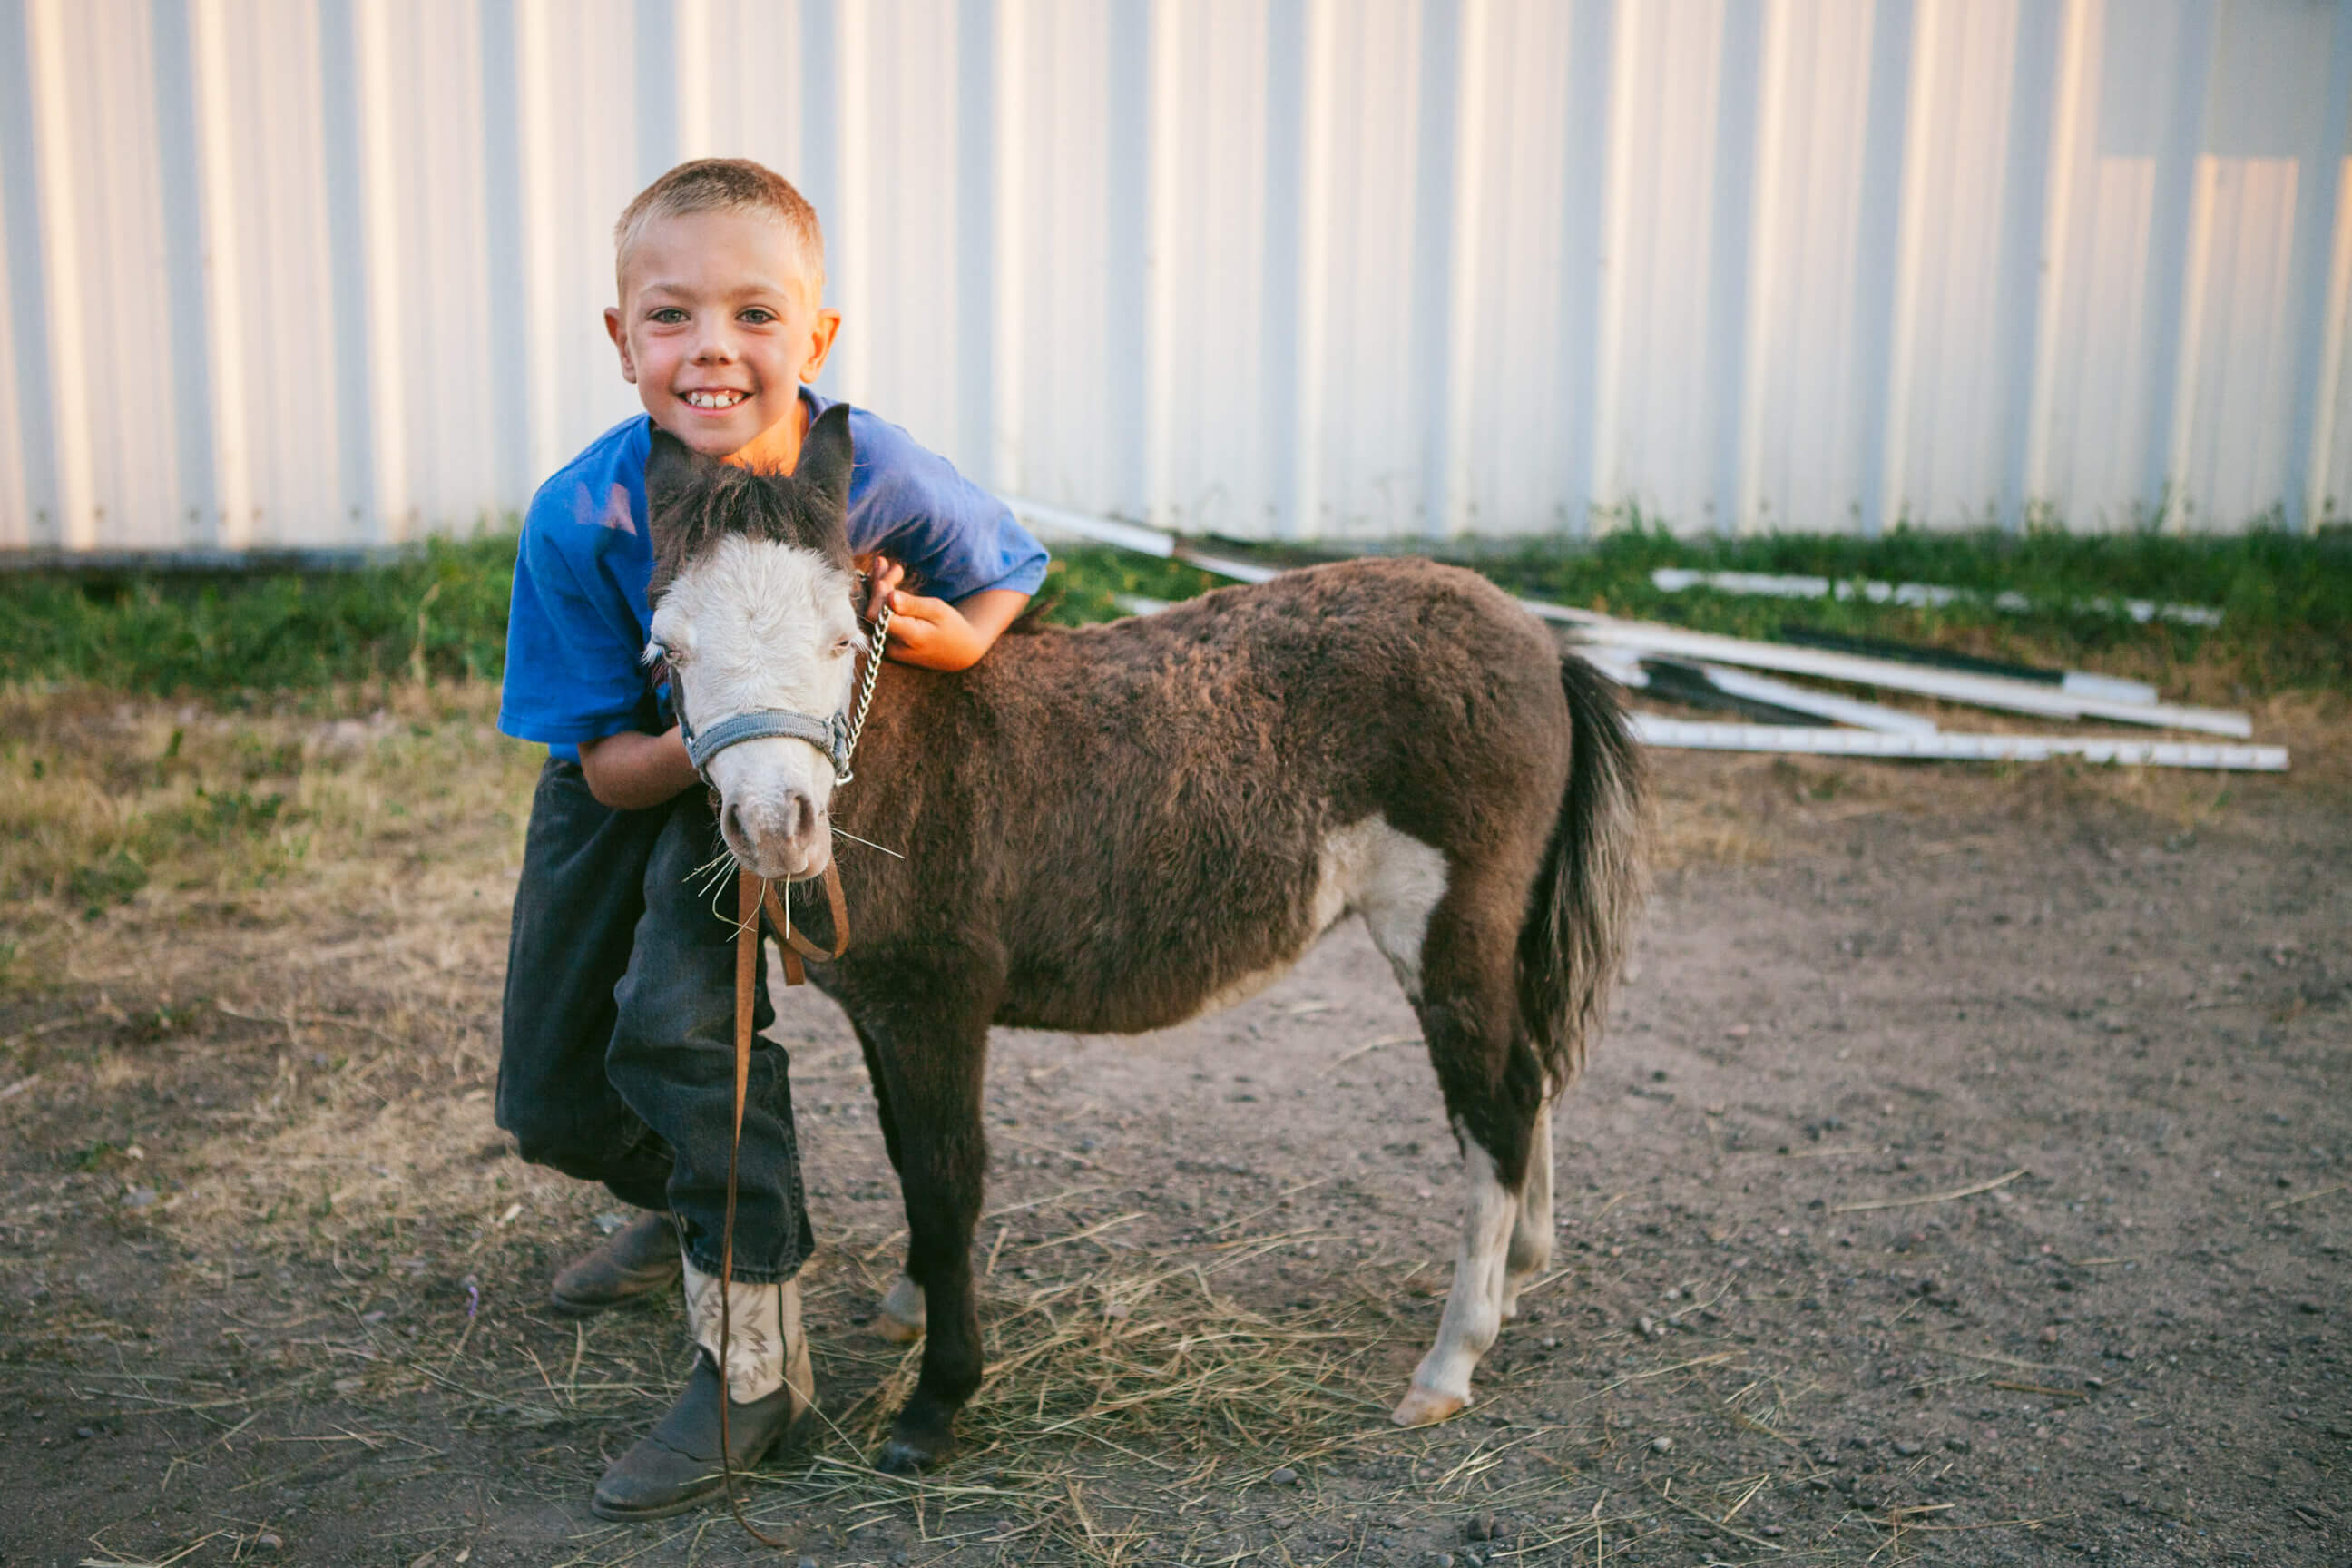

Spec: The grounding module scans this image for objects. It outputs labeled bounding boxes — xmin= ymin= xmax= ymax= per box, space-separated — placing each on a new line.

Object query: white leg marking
xmin=877 ymin=1272 xmax=926 ymax=1343
xmin=1394 ymin=1141 xmax=1517 ymax=1426
xmin=1502 ymin=1095 xmax=1557 ymax=1320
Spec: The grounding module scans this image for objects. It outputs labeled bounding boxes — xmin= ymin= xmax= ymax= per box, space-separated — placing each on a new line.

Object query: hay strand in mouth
xmin=829 ymin=826 xmax=905 ymax=859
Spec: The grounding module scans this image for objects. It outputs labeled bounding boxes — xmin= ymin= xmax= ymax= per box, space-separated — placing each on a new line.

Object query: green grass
xmin=0 ymin=532 xmax=517 ymax=697
xmin=1434 ymin=524 xmax=2352 ymax=691
xmin=2 ymin=523 xmax=2344 ymax=700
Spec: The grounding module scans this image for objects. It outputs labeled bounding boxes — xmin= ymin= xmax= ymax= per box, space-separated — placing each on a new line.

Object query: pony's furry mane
xmin=646 ymin=404 xmax=858 ymax=602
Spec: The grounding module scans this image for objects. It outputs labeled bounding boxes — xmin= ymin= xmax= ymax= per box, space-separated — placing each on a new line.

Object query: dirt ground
xmin=0 ymin=683 xmax=2347 ymax=1568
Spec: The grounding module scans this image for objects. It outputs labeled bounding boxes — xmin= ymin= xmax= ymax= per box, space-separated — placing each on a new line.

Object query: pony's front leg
xmin=858 ymin=1008 xmax=991 ymax=1475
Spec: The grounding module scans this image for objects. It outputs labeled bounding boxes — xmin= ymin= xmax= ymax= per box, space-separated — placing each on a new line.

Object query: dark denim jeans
xmin=496 ymin=758 xmax=815 ymax=1283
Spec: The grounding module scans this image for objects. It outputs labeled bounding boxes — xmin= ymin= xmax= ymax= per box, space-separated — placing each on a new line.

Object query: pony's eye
xmin=833 ymin=636 xmax=857 ymax=656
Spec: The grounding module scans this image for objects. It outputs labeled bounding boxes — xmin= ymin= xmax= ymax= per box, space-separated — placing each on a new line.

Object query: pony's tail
xmin=1516 ymin=652 xmax=1649 ymax=1090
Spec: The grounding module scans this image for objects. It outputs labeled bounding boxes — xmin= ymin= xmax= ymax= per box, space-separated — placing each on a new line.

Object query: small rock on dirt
xmin=1893 ymin=1440 xmax=1922 ymax=1456
xmin=254 ymin=1535 xmax=282 ymax=1554
xmin=1465 ymin=1513 xmax=1498 ymax=1542
xmin=1268 ymin=1466 xmax=1299 ymax=1486
xmin=1650 ymin=1436 xmax=1673 ymax=1454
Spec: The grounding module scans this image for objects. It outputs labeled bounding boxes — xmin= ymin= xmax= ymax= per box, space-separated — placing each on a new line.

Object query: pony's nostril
xmin=721 ymin=801 xmax=747 ymax=845
xmin=791 ymin=792 xmax=816 ymax=840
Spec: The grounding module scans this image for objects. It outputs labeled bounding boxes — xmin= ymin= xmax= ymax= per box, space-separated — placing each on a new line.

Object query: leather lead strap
xmin=715 ymin=862 xmax=851 ymax=1545
xmin=716 ymin=871 xmax=786 ymax=1545
xmin=762 ymin=861 xmax=851 ymax=987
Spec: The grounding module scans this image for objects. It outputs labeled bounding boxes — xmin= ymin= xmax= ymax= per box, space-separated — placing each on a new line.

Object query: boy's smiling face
xmin=604 ymin=208 xmax=840 ymax=463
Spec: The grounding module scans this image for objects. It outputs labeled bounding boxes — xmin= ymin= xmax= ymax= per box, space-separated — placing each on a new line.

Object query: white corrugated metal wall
xmin=3 ymin=0 xmax=2349 ymax=553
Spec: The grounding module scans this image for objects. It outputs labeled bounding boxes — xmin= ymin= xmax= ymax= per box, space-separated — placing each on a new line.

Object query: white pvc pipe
xmin=1628 ymin=718 xmax=2286 ymax=772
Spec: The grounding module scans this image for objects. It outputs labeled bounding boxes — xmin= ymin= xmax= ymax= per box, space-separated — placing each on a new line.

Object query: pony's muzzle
xmin=719 ymin=789 xmax=831 ymax=883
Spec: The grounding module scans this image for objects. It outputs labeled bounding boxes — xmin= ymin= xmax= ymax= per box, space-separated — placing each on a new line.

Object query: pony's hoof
xmin=876 ymin=1436 xmax=946 ymax=1475
xmin=874 ymin=1310 xmax=924 ymax=1345
xmin=1390 ymin=1384 xmax=1467 ymax=1427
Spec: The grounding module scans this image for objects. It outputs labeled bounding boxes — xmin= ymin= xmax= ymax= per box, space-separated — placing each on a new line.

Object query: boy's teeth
xmin=687 ymin=390 xmax=744 ymax=408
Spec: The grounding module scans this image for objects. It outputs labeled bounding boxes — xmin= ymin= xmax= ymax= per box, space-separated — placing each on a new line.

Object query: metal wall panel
xmin=3 ymin=0 xmax=2349 ymax=554
xmin=1741 ymin=0 xmax=1875 ymax=537
xmin=1886 ymin=0 xmax=2022 ymax=531
xmin=1595 ymin=0 xmax=1737 ymax=535
xmin=28 ymin=0 xmax=185 ymax=549
xmin=0 ymin=44 xmax=25 ymax=548
xmin=1151 ymin=0 xmax=1274 ymax=536
xmin=2325 ymin=156 xmax=2352 ymax=517
xmin=1451 ymin=0 xmax=1580 ymax=537
xmin=191 ymin=0 xmax=339 ymax=549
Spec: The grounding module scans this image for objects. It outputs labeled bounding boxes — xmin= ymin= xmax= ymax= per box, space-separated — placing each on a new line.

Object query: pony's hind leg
xmin=853 ymin=1024 xmax=926 ymax=1345
xmin=1500 ymin=1092 xmax=1556 ymax=1321
xmin=1377 ymin=883 xmax=1547 ymax=1428
xmin=1393 ymin=1125 xmax=1524 ymax=1426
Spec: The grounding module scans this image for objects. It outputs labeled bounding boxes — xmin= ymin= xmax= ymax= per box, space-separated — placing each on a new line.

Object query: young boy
xmin=495 ymin=158 xmax=1047 ymax=1519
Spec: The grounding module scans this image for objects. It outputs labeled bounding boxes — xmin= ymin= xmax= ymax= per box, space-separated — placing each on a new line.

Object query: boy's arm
xmin=864 ymin=558 xmax=1029 ymax=672
xmin=579 ymin=727 xmax=699 ymax=810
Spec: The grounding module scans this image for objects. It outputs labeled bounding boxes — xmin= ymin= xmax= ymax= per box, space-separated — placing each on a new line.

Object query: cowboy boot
xmin=549 ymin=1211 xmax=682 ymax=1316
xmin=590 ymin=1257 xmax=816 ymax=1521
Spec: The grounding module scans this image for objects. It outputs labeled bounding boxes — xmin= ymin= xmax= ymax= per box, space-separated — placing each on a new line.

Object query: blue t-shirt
xmin=498 ymin=389 xmax=1049 ymax=760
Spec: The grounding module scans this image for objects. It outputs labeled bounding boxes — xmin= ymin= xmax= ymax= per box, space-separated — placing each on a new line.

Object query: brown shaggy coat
xmin=649 ymin=413 xmax=1645 ymax=1470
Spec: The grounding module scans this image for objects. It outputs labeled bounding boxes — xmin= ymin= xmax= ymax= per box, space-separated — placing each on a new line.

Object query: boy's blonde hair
xmin=613 ymin=158 xmax=826 ymax=299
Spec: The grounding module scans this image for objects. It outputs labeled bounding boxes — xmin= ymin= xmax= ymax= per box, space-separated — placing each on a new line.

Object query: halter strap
xmin=682 ymin=709 xmax=850 ymax=777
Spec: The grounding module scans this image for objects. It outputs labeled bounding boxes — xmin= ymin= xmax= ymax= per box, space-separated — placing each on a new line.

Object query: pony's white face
xmin=650 ymin=531 xmax=866 ymax=882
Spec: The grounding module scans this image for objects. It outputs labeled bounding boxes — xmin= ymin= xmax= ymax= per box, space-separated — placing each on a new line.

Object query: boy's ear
xmin=797 ymin=403 xmax=856 ymax=517
xmin=645 ymin=427 xmax=705 ymax=507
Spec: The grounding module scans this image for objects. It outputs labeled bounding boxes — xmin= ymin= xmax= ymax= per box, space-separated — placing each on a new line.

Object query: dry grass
xmin=0 ymin=680 xmax=537 ymax=949
xmin=8 ymin=672 xmax=2337 ymax=1563
xmin=0 ymin=670 xmax=1812 ymax=1562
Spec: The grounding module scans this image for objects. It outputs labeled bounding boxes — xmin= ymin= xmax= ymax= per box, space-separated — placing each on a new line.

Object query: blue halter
xmin=679 ymin=706 xmax=853 ymax=779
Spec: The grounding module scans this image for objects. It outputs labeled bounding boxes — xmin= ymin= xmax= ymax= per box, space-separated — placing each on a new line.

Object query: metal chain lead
xmin=834 ymin=598 xmax=891 ymax=786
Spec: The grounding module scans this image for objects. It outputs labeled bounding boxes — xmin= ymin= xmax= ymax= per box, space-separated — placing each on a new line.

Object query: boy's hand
xmin=859 ymin=556 xmax=906 ymax=619
xmin=860 ymin=556 xmax=1027 ymax=672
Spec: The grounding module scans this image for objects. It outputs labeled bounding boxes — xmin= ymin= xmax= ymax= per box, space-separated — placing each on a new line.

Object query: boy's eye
xmin=648 ymin=307 xmax=688 ymax=325
xmin=738 ymin=308 xmax=777 ymax=326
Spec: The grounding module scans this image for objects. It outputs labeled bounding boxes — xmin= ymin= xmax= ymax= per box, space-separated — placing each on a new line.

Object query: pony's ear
xmin=646 ymin=426 xmax=708 ymax=508
xmin=796 ymin=402 xmax=856 ymax=518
